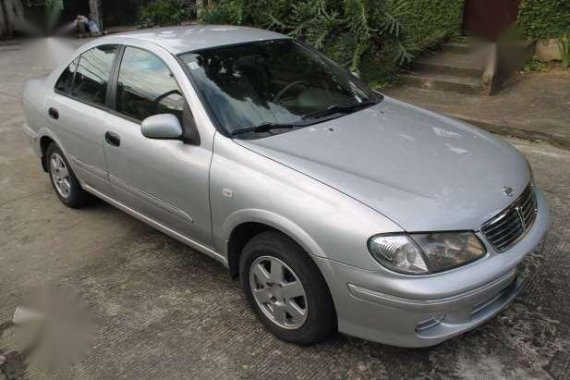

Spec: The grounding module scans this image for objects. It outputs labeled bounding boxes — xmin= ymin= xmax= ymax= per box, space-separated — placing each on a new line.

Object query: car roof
xmin=107 ymin=25 xmax=290 ymax=54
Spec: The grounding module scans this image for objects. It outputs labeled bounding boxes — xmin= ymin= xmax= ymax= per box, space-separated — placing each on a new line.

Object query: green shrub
xmin=139 ymin=0 xmax=190 ymax=27
xmin=393 ymin=0 xmax=464 ymax=52
xmin=518 ymin=0 xmax=570 ymax=39
xmin=200 ymin=0 xmax=244 ymax=24
xmin=523 ymin=57 xmax=548 ymax=72
xmin=200 ymin=0 xmax=291 ymax=26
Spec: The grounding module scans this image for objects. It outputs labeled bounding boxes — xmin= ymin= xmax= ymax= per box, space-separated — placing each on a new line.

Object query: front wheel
xmin=240 ymin=231 xmax=336 ymax=345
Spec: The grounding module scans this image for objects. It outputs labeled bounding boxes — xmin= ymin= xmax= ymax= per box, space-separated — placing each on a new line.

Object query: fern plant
xmin=200 ymin=0 xmax=412 ymax=73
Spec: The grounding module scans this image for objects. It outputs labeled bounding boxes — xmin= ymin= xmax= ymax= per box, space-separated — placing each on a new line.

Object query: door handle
xmin=48 ymin=107 xmax=59 ymax=120
xmin=105 ymin=131 xmax=121 ymax=147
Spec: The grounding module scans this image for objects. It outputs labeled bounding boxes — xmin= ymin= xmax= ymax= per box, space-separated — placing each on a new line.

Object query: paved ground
xmin=383 ymin=68 xmax=570 ymax=149
xmin=1 ymin=40 xmax=570 ymax=379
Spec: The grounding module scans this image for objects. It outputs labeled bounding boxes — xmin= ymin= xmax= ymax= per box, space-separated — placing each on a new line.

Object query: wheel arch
xmin=224 ymin=210 xmax=326 ymax=279
xmin=37 ymin=128 xmax=67 ymax=172
xmin=39 ymin=135 xmax=54 ymax=172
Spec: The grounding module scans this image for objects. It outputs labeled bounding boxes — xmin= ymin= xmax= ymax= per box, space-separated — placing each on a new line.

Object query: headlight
xmin=368 ymin=232 xmax=486 ymax=274
xmin=367 ymin=235 xmax=429 ymax=274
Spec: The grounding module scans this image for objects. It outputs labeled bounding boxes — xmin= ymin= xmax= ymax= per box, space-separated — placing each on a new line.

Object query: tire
xmin=240 ymin=231 xmax=336 ymax=345
xmin=46 ymin=143 xmax=94 ymax=209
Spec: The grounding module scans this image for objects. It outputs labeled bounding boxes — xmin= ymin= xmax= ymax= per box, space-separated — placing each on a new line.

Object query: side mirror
xmin=141 ymin=114 xmax=183 ymax=140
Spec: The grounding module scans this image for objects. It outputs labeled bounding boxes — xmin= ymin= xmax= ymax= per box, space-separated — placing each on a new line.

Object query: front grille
xmin=481 ymin=184 xmax=537 ymax=252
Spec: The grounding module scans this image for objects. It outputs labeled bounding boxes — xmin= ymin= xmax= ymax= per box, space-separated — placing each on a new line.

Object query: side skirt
xmin=82 ymin=184 xmax=228 ymax=267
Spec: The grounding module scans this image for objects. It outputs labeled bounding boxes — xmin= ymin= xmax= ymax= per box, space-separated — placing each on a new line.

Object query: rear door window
xmin=72 ymin=45 xmax=118 ymax=106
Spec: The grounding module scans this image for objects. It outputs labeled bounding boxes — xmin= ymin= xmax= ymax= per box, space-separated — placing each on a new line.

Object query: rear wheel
xmin=46 ymin=143 xmax=94 ymax=209
xmin=240 ymin=231 xmax=336 ymax=345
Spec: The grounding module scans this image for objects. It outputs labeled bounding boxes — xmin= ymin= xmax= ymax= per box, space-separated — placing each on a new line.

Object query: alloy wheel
xmin=49 ymin=152 xmax=71 ymax=198
xmin=249 ymin=256 xmax=308 ymax=329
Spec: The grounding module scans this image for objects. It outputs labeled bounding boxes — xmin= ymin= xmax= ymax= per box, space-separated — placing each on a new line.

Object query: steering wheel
xmin=153 ymin=89 xmax=183 ymax=106
xmin=150 ymin=89 xmax=183 ymax=115
xmin=273 ymin=80 xmax=309 ymax=103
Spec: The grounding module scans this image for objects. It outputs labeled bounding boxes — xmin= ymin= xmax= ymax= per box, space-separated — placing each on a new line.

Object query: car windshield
xmin=180 ymin=39 xmax=381 ymax=138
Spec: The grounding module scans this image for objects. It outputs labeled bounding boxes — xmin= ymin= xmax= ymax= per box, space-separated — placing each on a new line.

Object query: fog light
xmin=415 ymin=314 xmax=445 ymax=332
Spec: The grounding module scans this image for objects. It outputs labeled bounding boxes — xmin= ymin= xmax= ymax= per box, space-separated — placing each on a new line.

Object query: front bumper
xmin=314 ymin=188 xmax=549 ymax=347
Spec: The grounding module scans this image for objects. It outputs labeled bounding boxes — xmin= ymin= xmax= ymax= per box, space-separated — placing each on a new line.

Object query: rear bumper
xmin=23 ymin=122 xmax=40 ymax=156
xmin=314 ymin=188 xmax=549 ymax=347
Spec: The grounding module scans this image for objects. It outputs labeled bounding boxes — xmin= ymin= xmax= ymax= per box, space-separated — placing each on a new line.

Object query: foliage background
xmin=394 ymin=0 xmax=464 ymax=52
xmin=139 ymin=0 xmax=190 ymax=27
xmin=199 ymin=0 xmax=465 ymax=86
xmin=106 ymin=0 xmax=155 ymax=26
xmin=518 ymin=0 xmax=569 ymax=39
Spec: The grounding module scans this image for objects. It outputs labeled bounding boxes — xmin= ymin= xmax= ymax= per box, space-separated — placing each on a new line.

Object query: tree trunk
xmin=89 ymin=0 xmax=102 ymax=29
xmin=197 ymin=0 xmax=209 ymax=11
xmin=0 ymin=0 xmax=12 ymax=37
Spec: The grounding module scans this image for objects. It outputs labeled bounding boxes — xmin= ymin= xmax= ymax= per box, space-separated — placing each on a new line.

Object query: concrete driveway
xmin=1 ymin=39 xmax=569 ymax=379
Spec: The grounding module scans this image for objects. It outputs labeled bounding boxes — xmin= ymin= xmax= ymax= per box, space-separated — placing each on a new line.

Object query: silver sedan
xmin=22 ymin=26 xmax=549 ymax=347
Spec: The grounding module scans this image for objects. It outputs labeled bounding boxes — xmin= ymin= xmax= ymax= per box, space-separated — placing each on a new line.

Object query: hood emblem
xmin=515 ymin=206 xmax=526 ymax=229
xmin=503 ymin=186 xmax=514 ymax=197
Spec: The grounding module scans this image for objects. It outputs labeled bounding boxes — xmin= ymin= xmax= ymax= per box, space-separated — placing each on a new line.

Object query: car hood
xmin=237 ymin=97 xmax=530 ymax=232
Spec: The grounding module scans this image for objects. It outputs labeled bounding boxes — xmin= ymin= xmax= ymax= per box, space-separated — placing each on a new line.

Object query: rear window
xmin=71 ymin=45 xmax=118 ymax=106
xmin=55 ymin=58 xmax=79 ymax=95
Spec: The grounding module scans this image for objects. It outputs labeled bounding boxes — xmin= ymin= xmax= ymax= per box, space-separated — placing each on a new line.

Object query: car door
xmin=103 ymin=46 xmax=213 ymax=246
xmin=46 ymin=45 xmax=119 ymax=195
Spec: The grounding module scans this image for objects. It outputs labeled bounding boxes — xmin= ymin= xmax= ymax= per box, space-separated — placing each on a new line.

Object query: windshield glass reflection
xmin=180 ymin=39 xmax=379 ymax=137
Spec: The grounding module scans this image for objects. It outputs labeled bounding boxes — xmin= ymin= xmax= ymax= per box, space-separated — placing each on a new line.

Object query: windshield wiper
xmin=230 ymin=98 xmax=380 ymax=137
xmin=302 ymin=98 xmax=379 ymax=121
xmin=230 ymin=121 xmax=308 ymax=137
